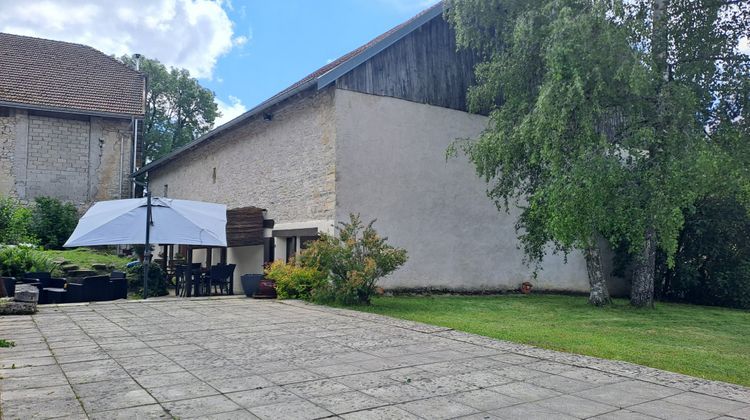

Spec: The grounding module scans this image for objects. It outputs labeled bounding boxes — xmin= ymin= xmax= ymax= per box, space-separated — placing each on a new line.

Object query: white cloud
xmin=0 ymin=0 xmax=240 ymax=79
xmin=233 ymin=35 xmax=249 ymax=47
xmin=215 ymin=95 xmax=247 ymax=126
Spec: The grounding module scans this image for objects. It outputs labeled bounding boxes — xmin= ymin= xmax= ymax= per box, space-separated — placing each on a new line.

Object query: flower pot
xmin=240 ymin=274 xmax=263 ymax=297
xmin=520 ymin=282 xmax=533 ymax=294
xmin=255 ymin=279 xmax=277 ymax=299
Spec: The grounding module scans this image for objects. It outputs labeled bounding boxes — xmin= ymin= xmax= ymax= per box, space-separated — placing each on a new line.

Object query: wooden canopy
xmin=226 ymin=206 xmax=265 ymax=247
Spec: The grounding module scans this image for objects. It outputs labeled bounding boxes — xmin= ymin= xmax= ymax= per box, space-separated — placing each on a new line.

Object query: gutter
xmin=0 ymin=100 xmax=143 ymax=120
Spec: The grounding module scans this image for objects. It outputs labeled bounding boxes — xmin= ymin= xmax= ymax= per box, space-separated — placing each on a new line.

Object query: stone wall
xmin=0 ymin=113 xmax=15 ymax=196
xmin=0 ymin=107 xmax=133 ymax=206
xmin=149 ymin=88 xmax=336 ymax=224
xmin=26 ymin=114 xmax=90 ymax=200
xmin=92 ymin=118 xmax=133 ymax=202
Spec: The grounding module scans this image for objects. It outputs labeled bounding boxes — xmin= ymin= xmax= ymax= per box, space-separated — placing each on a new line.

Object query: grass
xmin=44 ymin=248 xmax=132 ymax=271
xmin=348 ymin=294 xmax=750 ymax=386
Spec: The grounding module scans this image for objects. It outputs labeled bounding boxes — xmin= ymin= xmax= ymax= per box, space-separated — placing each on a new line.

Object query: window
xmin=285 ymin=236 xmax=297 ymax=262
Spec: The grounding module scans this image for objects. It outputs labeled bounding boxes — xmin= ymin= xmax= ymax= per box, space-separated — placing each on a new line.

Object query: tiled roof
xmin=0 ymin=33 xmax=145 ymax=117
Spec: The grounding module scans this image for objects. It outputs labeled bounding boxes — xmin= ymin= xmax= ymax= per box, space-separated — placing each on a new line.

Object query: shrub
xmin=299 ymin=214 xmax=407 ymax=305
xmin=0 ymin=197 xmax=36 ymax=245
xmin=126 ymin=262 xmax=167 ymax=298
xmin=30 ymin=197 xmax=78 ymax=250
xmin=264 ymin=259 xmax=327 ymax=300
xmin=0 ymin=244 xmax=57 ymax=277
xmin=660 ymin=196 xmax=750 ymax=309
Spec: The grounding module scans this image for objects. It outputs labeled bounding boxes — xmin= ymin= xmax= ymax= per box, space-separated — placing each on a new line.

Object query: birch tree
xmin=446 ymin=0 xmax=749 ymax=307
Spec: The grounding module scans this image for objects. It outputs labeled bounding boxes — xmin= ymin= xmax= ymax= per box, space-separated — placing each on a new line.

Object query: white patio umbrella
xmin=64 ymin=196 xmax=227 ymax=299
xmin=64 ymin=197 xmax=227 ymax=247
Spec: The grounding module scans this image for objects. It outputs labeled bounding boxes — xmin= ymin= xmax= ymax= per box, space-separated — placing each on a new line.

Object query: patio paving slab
xmin=0 ymin=296 xmax=748 ymax=419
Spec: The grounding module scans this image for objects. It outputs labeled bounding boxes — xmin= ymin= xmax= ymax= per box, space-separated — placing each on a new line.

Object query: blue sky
xmin=206 ymin=0 xmax=438 ymax=113
xmin=0 ymin=0 xmax=439 ymax=124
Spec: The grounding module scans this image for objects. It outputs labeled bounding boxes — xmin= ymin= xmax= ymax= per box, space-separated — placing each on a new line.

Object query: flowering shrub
xmin=299 ymin=214 xmax=407 ymax=305
xmin=264 ymin=259 xmax=327 ymax=300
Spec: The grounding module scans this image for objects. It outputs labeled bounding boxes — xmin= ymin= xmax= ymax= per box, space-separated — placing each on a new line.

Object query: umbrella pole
xmin=143 ymin=189 xmax=152 ymax=299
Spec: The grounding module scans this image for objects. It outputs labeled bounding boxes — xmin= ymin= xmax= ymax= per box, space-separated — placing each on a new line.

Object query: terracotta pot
xmin=520 ymin=282 xmax=533 ymax=294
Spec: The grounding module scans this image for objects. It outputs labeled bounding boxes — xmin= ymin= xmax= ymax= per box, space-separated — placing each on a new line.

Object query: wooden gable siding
xmin=226 ymin=206 xmax=264 ymax=247
xmin=335 ymin=16 xmax=480 ymax=112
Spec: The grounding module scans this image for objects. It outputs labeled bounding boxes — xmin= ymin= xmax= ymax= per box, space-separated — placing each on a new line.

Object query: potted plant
xmin=520 ymin=281 xmax=533 ymax=294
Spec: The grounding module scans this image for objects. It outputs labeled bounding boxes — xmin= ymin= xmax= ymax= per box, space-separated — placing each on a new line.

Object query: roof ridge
xmin=0 ymin=32 xmax=143 ymax=78
xmin=135 ymin=1 xmax=444 ymax=175
xmin=267 ymin=1 xmax=444 ymax=104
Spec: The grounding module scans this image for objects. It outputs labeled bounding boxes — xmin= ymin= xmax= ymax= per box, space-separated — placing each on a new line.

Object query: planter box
xmin=240 ymin=274 xmax=263 ymax=297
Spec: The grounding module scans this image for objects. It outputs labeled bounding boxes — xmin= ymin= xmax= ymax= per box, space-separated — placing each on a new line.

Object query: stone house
xmin=137 ymin=3 xmax=621 ymax=294
xmin=0 ymin=33 xmax=145 ymax=207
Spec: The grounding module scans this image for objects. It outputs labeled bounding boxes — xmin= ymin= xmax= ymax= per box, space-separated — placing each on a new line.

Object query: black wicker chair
xmin=66 ymin=275 xmax=111 ymax=303
xmin=23 ymin=272 xmax=67 ymax=304
xmin=109 ymin=271 xmax=128 ymax=300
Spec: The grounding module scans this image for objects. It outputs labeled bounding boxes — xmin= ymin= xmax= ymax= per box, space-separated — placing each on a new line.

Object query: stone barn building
xmin=136 ymin=3 xmax=621 ymax=295
xmin=0 ymin=33 xmax=145 ymax=207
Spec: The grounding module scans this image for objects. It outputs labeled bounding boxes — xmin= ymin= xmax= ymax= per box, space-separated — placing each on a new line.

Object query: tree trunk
xmin=585 ymin=242 xmax=610 ymax=306
xmin=631 ymin=227 xmax=656 ymax=307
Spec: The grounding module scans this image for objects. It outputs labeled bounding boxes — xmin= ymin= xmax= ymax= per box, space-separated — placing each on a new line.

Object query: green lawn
xmin=349 ymin=294 xmax=750 ymax=386
xmin=44 ymin=248 xmax=132 ymax=272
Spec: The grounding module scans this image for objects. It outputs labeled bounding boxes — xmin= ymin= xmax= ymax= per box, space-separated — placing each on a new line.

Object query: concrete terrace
xmin=1 ymin=297 xmax=748 ymax=420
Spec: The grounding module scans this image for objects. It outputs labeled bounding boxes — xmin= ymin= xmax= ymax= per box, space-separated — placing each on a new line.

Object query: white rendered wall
xmin=334 ymin=89 xmax=594 ymax=292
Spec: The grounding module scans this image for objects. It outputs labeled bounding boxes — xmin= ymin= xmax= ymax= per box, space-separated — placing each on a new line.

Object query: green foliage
xmin=126 ymin=262 xmax=167 ymax=298
xmin=445 ymin=0 xmax=749 ymax=286
xmin=264 ymin=259 xmax=327 ymax=300
xmin=352 ymin=295 xmax=750 ymax=386
xmin=660 ymin=196 xmax=750 ymax=309
xmin=299 ymin=214 xmax=407 ymax=305
xmin=0 ymin=245 xmax=57 ymax=277
xmin=0 ymin=197 xmax=36 ymax=245
xmin=29 ymin=197 xmax=78 ymax=250
xmin=119 ymin=55 xmax=219 ymax=163
xmin=0 ymin=339 xmax=15 ymax=348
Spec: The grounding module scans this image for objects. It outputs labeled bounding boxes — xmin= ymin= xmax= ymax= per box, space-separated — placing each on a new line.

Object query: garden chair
xmin=109 ymin=271 xmax=127 ymax=300
xmin=23 ymin=272 xmax=67 ymax=304
xmin=66 ymin=275 xmax=111 ymax=303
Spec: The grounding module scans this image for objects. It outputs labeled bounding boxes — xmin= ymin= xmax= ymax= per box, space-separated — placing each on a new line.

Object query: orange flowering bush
xmin=300 ymin=214 xmax=407 ymax=305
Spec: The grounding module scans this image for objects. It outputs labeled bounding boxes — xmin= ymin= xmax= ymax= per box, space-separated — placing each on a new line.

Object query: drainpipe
xmin=132 ymin=117 xmax=139 ymax=197
xmin=119 ymin=133 xmax=124 ymax=199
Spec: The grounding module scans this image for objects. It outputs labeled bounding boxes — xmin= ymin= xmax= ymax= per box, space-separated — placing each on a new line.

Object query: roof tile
xmin=0 ymin=33 xmax=145 ymax=117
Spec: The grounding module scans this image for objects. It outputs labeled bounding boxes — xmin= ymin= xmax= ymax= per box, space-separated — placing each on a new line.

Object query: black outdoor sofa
xmin=1 ymin=271 xmax=127 ymax=304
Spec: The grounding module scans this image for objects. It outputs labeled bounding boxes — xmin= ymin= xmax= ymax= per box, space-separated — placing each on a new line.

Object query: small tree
xmin=29 ymin=197 xmax=78 ymax=250
xmin=0 ymin=197 xmax=36 ymax=245
xmin=300 ymin=214 xmax=407 ymax=305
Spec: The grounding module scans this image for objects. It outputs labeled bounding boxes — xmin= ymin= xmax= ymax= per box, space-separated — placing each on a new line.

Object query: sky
xmin=1 ymin=0 xmax=747 ymax=127
xmin=0 ymin=0 xmax=439 ymax=125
